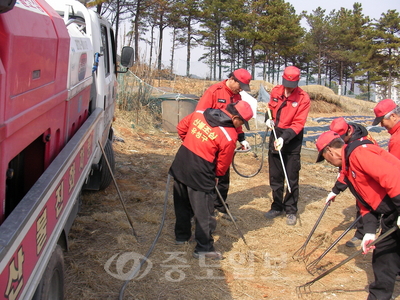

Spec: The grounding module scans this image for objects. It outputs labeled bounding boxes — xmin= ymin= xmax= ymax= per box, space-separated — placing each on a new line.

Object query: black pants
xmin=173 ymin=180 xmax=216 ymax=252
xmin=214 ymin=168 xmax=230 ymax=213
xmin=367 ymin=214 xmax=400 ymax=300
xmin=354 ymin=206 xmax=365 ymax=239
xmin=268 ymin=151 xmax=300 ymax=214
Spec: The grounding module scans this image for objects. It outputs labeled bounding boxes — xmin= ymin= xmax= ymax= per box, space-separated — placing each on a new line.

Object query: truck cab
xmin=0 ymin=1 xmax=133 ymax=299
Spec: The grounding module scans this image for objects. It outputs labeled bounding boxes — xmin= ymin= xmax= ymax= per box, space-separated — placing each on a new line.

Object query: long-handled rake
xmin=306 ymin=215 xmax=362 ymax=274
xmin=215 ymin=186 xmax=247 ymax=245
xmin=292 ymin=201 xmax=331 ymax=261
xmin=267 ymin=108 xmax=291 ymax=193
xmin=98 ymin=140 xmax=139 ymax=242
xmin=297 ymin=225 xmax=398 ymax=295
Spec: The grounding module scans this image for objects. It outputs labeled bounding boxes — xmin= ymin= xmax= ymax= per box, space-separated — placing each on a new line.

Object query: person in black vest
xmin=195 ymin=69 xmax=252 ymax=220
xmin=316 ymin=130 xmax=400 ymax=300
xmin=325 ymin=117 xmax=378 ymax=248
xmin=169 ymin=101 xmax=253 ymax=260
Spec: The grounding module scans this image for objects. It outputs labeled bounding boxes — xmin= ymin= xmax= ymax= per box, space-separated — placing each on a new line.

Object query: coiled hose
xmin=232 ymin=128 xmax=268 ymax=178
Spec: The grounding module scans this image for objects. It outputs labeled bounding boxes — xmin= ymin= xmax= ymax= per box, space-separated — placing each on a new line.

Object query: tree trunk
xmin=388 ymin=48 xmax=392 ymax=98
xmin=170 ymin=28 xmax=176 ymax=74
xmin=217 ymin=27 xmax=221 ymax=80
xmin=157 ymin=12 xmax=164 ymax=70
xmin=213 ymin=34 xmax=217 ymax=80
xmin=339 ymin=61 xmax=343 ymax=92
xmin=317 ymin=49 xmax=322 ymax=85
xmin=149 ymin=26 xmax=154 ymax=66
xmin=134 ymin=0 xmax=142 ymax=63
xmin=114 ymin=0 xmax=120 ymax=56
xmin=251 ymin=41 xmax=255 ymax=79
xmin=186 ymin=16 xmax=192 ymax=77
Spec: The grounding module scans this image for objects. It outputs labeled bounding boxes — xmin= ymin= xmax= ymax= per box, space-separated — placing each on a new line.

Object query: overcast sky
xmin=141 ymin=0 xmax=399 ymax=78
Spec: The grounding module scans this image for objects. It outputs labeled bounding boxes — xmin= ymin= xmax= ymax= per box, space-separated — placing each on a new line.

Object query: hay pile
xmin=301 ymin=85 xmax=375 ymax=115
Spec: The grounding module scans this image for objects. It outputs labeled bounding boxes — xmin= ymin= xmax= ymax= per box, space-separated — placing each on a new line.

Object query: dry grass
xmin=63 ymin=77 xmax=398 ymax=300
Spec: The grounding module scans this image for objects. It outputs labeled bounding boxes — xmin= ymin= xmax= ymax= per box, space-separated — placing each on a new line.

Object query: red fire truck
xmin=0 ymin=0 xmax=133 ymax=299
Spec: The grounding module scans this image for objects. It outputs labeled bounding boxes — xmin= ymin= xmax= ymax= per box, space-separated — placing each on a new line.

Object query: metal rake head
xmin=295 ymin=283 xmax=313 ymax=298
xmin=292 ymin=245 xmax=307 ymax=261
xmin=305 ymin=266 xmax=317 ymax=276
xmin=292 ymin=246 xmax=314 ymax=262
xmin=298 ymin=279 xmax=316 ymax=290
xmin=305 ymin=257 xmax=322 ymax=275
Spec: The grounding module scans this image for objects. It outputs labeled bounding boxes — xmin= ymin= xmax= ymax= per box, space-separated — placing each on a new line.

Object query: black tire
xmin=82 ymin=139 xmax=115 ymax=191
xmin=98 ymin=139 xmax=115 ymax=190
xmin=32 ymin=245 xmax=64 ymax=300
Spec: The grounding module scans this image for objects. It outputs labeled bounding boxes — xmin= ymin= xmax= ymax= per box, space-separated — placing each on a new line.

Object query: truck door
xmin=99 ymin=23 xmax=116 ymax=136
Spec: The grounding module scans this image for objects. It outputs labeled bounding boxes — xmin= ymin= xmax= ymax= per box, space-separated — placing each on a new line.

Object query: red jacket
xmin=342 ymin=142 xmax=400 ymax=233
xmin=332 ymin=123 xmax=377 ymax=195
xmin=388 ymin=121 xmax=400 ymax=159
xmin=268 ymin=85 xmax=310 ymax=153
xmin=169 ymin=108 xmax=238 ymax=192
xmin=196 ymin=80 xmax=245 ymax=141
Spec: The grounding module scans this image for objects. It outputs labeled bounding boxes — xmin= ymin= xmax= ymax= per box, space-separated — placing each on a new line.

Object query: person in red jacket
xmin=316 ymin=130 xmax=400 ymax=300
xmin=372 ymin=98 xmax=400 ymax=159
xmin=373 ymin=99 xmax=400 ymax=280
xmin=264 ymin=66 xmax=311 ymax=225
xmin=195 ymin=68 xmax=252 ymax=219
xmin=169 ymin=101 xmax=253 ymax=260
xmin=325 ymin=117 xmax=378 ymax=248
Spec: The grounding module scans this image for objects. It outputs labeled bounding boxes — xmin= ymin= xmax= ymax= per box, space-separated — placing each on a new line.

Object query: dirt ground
xmin=64 ymin=107 xmax=400 ymax=300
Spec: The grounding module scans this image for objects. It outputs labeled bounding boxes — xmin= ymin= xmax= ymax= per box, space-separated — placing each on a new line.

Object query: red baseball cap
xmin=315 ymin=131 xmax=341 ymax=162
xmin=372 ymin=99 xmax=397 ymax=125
xmin=282 ymin=66 xmax=300 ymax=88
xmin=235 ymin=100 xmax=253 ymax=130
xmin=233 ymin=69 xmax=252 ymax=92
xmin=330 ymin=117 xmax=349 ymax=136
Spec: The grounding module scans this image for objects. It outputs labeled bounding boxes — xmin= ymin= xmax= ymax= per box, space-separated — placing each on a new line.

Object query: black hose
xmin=232 ymin=128 xmax=269 ymax=178
xmin=118 ymin=174 xmax=171 ymax=299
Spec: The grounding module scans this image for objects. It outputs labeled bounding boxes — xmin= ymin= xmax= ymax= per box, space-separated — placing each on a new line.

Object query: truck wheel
xmin=83 ymin=139 xmax=115 ymax=191
xmin=98 ymin=139 xmax=115 ymax=190
xmin=32 ymin=245 xmax=64 ymax=300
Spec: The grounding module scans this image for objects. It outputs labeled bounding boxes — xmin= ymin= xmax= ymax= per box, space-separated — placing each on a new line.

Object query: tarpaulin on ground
xmin=258 ymin=84 xmax=270 ymax=103
xmin=240 ymin=91 xmax=257 ymax=119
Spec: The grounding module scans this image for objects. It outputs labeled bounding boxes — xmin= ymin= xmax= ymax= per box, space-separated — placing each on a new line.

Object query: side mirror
xmin=120 ymin=46 xmax=134 ymax=68
xmin=0 ymin=0 xmax=16 ymax=14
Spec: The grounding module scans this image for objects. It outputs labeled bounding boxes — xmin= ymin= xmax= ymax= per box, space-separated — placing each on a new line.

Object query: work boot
xmin=193 ymin=250 xmax=224 ymax=260
xmin=345 ymin=236 xmax=362 ymax=247
xmin=175 ymin=235 xmax=195 ymax=245
xmin=215 ymin=211 xmax=237 ymax=222
xmin=221 ymin=212 xmax=237 ymax=222
xmin=286 ymin=214 xmax=297 ymax=225
xmin=264 ymin=209 xmax=283 ymax=219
